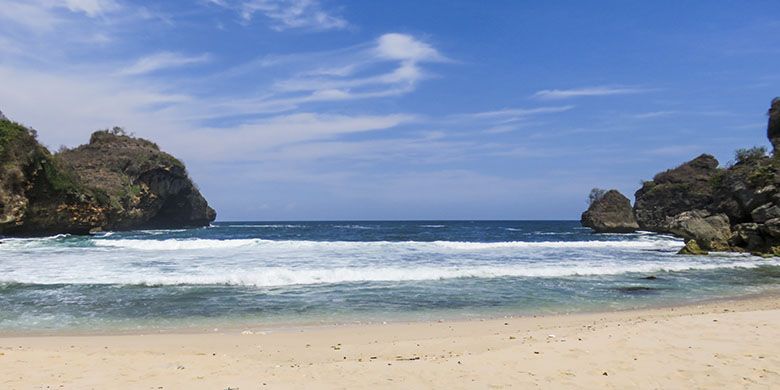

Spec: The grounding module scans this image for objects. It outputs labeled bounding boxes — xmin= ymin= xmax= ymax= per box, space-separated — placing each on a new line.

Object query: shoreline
xmin=2 ymin=292 xmax=779 ymax=388
xmin=2 ymin=287 xmax=779 ymax=338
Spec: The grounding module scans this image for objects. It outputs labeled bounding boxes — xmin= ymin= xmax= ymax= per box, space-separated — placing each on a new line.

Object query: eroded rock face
xmin=0 ymin=119 xmax=215 ymax=236
xmin=581 ymin=190 xmax=639 ymax=233
xmin=768 ymin=98 xmax=780 ymax=153
xmin=633 ymin=154 xmax=719 ymax=231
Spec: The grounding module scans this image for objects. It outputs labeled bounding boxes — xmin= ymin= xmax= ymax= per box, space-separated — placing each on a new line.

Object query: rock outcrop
xmin=633 ymin=154 xmax=719 ymax=232
xmin=667 ymin=210 xmax=731 ymax=252
xmin=0 ymin=119 xmax=215 ymax=236
xmin=581 ymin=189 xmax=639 ymax=233
xmin=583 ymin=97 xmax=780 ymax=256
xmin=768 ymin=97 xmax=780 ymax=153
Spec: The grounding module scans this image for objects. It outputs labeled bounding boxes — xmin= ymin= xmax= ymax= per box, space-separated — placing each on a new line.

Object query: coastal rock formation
xmin=581 ymin=189 xmax=639 ymax=233
xmin=583 ymin=98 xmax=780 ymax=256
xmin=633 ymin=154 xmax=719 ymax=232
xmin=667 ymin=210 xmax=731 ymax=252
xmin=768 ymin=97 xmax=780 ymax=153
xmin=0 ymin=118 xmax=215 ymax=236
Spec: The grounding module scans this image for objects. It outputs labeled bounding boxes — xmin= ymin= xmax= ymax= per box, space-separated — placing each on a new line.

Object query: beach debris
xmin=547 ymin=334 xmax=556 ymax=339
xmin=602 ymin=372 xmax=608 ymax=376
xmin=509 ymin=336 xmax=516 ymax=340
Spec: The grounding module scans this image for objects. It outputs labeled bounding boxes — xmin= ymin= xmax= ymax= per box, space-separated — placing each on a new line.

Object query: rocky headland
xmin=0 ymin=116 xmax=215 ymax=236
xmin=582 ymin=98 xmax=780 ymax=255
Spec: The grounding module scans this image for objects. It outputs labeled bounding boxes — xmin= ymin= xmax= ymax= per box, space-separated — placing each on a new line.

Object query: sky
xmin=0 ymin=0 xmax=778 ymax=220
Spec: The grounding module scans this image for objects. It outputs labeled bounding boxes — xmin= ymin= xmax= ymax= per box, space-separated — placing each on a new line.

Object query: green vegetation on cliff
xmin=0 ymin=118 xmax=215 ymax=236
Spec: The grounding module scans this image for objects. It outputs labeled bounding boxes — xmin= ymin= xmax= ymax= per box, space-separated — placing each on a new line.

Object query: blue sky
xmin=0 ymin=0 xmax=778 ymax=220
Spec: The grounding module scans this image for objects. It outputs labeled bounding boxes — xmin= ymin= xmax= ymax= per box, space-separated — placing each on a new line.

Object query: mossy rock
xmin=678 ymin=240 xmax=708 ymax=255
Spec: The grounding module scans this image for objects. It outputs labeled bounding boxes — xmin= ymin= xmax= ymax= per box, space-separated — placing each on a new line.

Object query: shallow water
xmin=1 ymin=221 xmax=779 ymax=332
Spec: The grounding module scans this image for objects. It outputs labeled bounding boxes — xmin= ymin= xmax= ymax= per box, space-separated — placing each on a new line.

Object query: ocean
xmin=1 ymin=221 xmax=779 ymax=333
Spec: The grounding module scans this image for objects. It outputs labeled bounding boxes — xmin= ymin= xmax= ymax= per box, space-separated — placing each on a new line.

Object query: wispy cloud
xmin=0 ymin=0 xmax=120 ymax=31
xmin=629 ymin=110 xmax=677 ymax=119
xmin=464 ymin=106 xmax=574 ymax=120
xmin=532 ymin=86 xmax=649 ymax=100
xmin=120 ymin=52 xmax=211 ymax=76
xmin=205 ymin=33 xmax=447 ymax=116
xmin=209 ymin=0 xmax=348 ymax=31
xmin=63 ymin=0 xmax=120 ymax=17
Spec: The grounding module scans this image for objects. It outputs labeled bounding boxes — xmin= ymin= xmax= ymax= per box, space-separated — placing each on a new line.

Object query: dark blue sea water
xmin=1 ymin=221 xmax=779 ymax=332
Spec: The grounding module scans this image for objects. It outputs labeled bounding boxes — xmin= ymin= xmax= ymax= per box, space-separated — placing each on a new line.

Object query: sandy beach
xmin=0 ymin=294 xmax=778 ymax=389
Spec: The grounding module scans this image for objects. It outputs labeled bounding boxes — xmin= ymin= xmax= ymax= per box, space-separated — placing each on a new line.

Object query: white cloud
xmin=533 ymin=86 xmax=648 ymax=100
xmin=120 ymin=52 xmax=211 ymax=76
xmin=375 ymin=33 xmax=444 ymax=62
xmin=212 ymin=0 xmax=347 ymax=31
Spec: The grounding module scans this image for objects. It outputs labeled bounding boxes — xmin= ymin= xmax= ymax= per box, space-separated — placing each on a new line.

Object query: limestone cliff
xmin=0 ymin=119 xmax=215 ymax=236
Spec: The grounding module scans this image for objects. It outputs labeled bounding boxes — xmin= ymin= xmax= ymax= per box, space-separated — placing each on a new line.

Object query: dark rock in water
xmin=641 ymin=275 xmax=658 ymax=280
xmin=667 ymin=210 xmax=731 ymax=251
xmin=614 ymin=286 xmax=658 ymax=295
xmin=768 ymin=97 xmax=780 ymax=153
xmin=0 ymin=120 xmax=215 ymax=236
xmin=581 ymin=189 xmax=639 ymax=233
xmin=633 ymin=154 xmax=719 ymax=232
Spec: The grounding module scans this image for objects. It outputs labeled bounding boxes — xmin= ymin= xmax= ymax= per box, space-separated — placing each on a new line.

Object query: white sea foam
xmin=226 ymin=224 xmax=305 ymax=228
xmin=6 ymin=232 xmax=771 ymax=289
xmin=89 ymin=237 xmax=684 ymax=251
xmin=333 ymin=225 xmax=375 ymax=229
xmin=0 ymin=258 xmax=775 ymax=287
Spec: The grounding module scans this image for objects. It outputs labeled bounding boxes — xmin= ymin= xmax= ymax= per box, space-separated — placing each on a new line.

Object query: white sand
xmin=1 ymin=294 xmax=779 ymax=389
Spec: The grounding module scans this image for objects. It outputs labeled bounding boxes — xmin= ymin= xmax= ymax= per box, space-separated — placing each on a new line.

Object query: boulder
xmin=751 ymin=202 xmax=780 ymax=223
xmin=763 ymin=218 xmax=780 ymax=239
xmin=667 ymin=210 xmax=731 ymax=251
xmin=633 ymin=154 xmax=719 ymax=231
xmin=729 ymin=223 xmax=765 ymax=251
xmin=678 ymin=239 xmax=708 ymax=255
xmin=581 ymin=189 xmax=639 ymax=233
